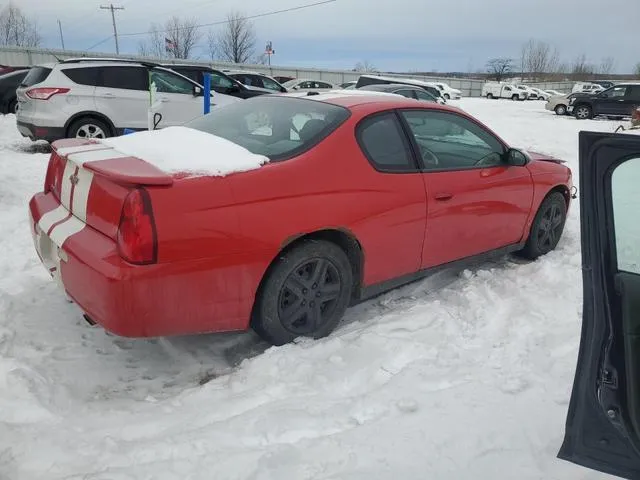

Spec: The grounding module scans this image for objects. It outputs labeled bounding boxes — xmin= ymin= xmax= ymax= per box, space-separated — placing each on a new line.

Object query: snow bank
xmin=100 ymin=126 xmax=269 ymax=176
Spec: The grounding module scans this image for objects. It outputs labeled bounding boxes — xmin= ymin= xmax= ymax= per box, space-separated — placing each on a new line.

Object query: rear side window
xmin=185 ymin=96 xmax=350 ymax=161
xmin=627 ymin=86 xmax=640 ymax=101
xmin=62 ymin=67 xmax=99 ymax=86
xmin=21 ymin=67 xmax=52 ymax=87
xmin=357 ymin=112 xmax=414 ymax=172
xmin=99 ymin=66 xmax=147 ymax=91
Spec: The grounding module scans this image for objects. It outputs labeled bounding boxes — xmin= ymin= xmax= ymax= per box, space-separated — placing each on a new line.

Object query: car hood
xmin=525 ymin=150 xmax=567 ymax=165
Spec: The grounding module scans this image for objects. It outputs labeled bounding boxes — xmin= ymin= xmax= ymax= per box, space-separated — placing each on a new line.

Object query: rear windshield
xmin=20 ymin=67 xmax=52 ymax=87
xmin=185 ymin=96 xmax=350 ymax=161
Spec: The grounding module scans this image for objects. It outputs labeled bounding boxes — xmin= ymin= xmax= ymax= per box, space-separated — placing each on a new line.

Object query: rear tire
xmin=68 ymin=117 xmax=112 ymax=139
xmin=251 ymin=240 xmax=353 ymax=346
xmin=486 ymin=93 xmax=494 ymax=99
xmin=554 ymin=104 xmax=567 ymax=115
xmin=519 ymin=192 xmax=567 ymax=260
xmin=444 ymin=93 xmax=450 ymax=100
xmin=7 ymin=98 xmax=17 ymax=114
xmin=512 ymin=94 xmax=519 ymax=101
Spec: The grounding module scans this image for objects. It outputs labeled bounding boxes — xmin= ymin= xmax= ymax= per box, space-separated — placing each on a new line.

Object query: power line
xmin=118 ymin=0 xmax=337 ymax=37
xmin=100 ymin=4 xmax=125 ymax=54
xmin=87 ymin=35 xmax=114 ymax=51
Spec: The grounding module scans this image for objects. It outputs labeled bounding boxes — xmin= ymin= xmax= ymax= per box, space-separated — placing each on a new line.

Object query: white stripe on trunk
xmin=60 ymin=160 xmax=76 ymax=211
xmin=56 ymin=144 xmax=111 ymax=157
xmin=49 ymin=215 xmax=85 ymax=247
xmin=38 ymin=205 xmax=69 ymax=233
xmin=71 ymin=168 xmax=94 ymax=222
xmin=68 ymin=148 xmax=127 ymax=166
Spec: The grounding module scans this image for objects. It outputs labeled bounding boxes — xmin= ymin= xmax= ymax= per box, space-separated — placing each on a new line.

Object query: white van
xmin=482 ymin=82 xmax=527 ymax=100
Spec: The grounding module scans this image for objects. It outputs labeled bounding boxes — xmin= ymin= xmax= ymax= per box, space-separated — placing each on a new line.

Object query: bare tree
xmin=206 ymin=30 xmax=217 ymax=60
xmin=521 ymin=39 xmax=560 ymax=80
xmin=571 ymin=54 xmax=595 ymax=80
xmin=486 ymin=58 xmax=513 ymax=81
xmin=0 ymin=3 xmax=40 ymax=47
xmin=138 ymin=16 xmax=200 ymax=59
xmin=599 ymin=56 xmax=615 ymax=75
xmin=354 ymin=60 xmax=377 ymax=72
xmin=216 ymin=11 xmax=256 ymax=64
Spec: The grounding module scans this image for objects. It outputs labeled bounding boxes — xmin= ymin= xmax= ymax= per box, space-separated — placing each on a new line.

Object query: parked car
xmin=515 ymin=85 xmax=536 ymax=99
xmin=592 ymin=80 xmax=615 ymax=89
xmin=359 ymin=83 xmax=441 ymax=103
xmin=571 ymin=83 xmax=640 ymax=120
xmin=282 ymin=78 xmax=337 ymax=92
xmin=558 ymin=130 xmax=640 ymax=480
xmin=530 ymin=87 xmax=550 ymax=101
xmin=28 ymin=93 xmax=572 ymax=346
xmin=432 ymin=82 xmax=462 ymax=100
xmin=223 ymin=69 xmax=287 ymax=93
xmin=340 ymin=81 xmax=357 ymax=89
xmin=545 ymin=92 xmax=589 ymax=115
xmin=0 ymin=64 xmax=29 ymax=76
xmin=0 ymin=69 xmax=28 ymax=114
xmin=16 ymin=60 xmax=239 ymax=142
xmin=273 ymin=75 xmax=295 ymax=84
xmin=482 ymin=82 xmax=527 ymax=100
xmin=572 ymin=82 xmax=605 ymax=94
xmin=160 ymin=64 xmax=270 ymax=98
xmin=355 ymin=74 xmax=446 ymax=103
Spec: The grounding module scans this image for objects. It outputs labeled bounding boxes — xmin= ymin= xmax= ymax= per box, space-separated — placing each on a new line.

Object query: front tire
xmin=251 ymin=240 xmax=353 ymax=346
xmin=444 ymin=93 xmax=450 ymax=100
xmin=512 ymin=94 xmax=519 ymax=101
xmin=519 ymin=192 xmax=567 ymax=260
xmin=486 ymin=93 xmax=494 ymax=99
xmin=554 ymin=104 xmax=567 ymax=115
xmin=574 ymin=105 xmax=593 ymax=120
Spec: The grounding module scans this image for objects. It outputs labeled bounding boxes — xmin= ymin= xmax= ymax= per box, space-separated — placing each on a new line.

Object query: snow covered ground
xmin=0 ymin=99 xmax=626 ymax=480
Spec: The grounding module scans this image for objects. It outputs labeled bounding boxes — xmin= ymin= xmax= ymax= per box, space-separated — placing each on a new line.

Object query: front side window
xmin=150 ymin=69 xmax=194 ymax=94
xmin=185 ymin=96 xmax=350 ymax=160
xmin=415 ymin=90 xmax=436 ymax=102
xmin=395 ymin=89 xmax=417 ymax=99
xmin=260 ymin=76 xmax=283 ymax=92
xmin=603 ymin=86 xmax=627 ymax=98
xmin=210 ymin=72 xmax=235 ymax=89
xmin=357 ymin=112 xmax=414 ymax=172
xmin=400 ymin=110 xmax=505 ymax=170
xmin=612 ymin=157 xmax=640 ymax=274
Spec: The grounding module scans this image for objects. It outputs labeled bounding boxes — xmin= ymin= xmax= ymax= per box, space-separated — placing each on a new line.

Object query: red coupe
xmin=28 ymin=93 xmax=573 ymax=346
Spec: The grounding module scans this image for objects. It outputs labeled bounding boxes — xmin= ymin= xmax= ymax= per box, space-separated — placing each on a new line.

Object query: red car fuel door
xmin=558 ymin=131 xmax=640 ymax=480
xmin=397 ymin=109 xmax=532 ymax=268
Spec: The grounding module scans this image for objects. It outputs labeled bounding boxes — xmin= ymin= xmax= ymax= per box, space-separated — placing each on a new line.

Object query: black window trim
xmin=396 ymin=107 xmax=511 ymax=174
xmin=355 ymin=109 xmax=422 ymax=174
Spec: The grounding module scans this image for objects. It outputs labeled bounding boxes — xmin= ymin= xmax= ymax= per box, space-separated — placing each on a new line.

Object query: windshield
xmin=185 ymin=96 xmax=351 ymax=161
xmin=282 ymin=79 xmax=299 ymax=88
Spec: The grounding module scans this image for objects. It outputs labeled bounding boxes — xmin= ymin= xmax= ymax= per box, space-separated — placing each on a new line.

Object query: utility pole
xmin=100 ymin=4 xmax=124 ymax=54
xmin=57 ymin=19 xmax=65 ymax=50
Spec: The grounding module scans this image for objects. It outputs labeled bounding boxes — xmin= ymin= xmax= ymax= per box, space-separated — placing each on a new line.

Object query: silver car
xmin=16 ymin=59 xmax=239 ymax=142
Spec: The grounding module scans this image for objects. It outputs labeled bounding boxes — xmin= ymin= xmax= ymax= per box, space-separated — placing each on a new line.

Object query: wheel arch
xmin=64 ymin=111 xmax=117 ymax=138
xmin=252 ymin=228 xmax=365 ymax=316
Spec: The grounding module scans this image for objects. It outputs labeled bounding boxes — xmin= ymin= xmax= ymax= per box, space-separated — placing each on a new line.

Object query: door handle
xmin=434 ymin=193 xmax=453 ymax=201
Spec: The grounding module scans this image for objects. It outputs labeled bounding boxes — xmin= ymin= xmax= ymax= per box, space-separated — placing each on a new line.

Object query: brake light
xmin=43 ymin=152 xmax=67 ymax=197
xmin=117 ymin=188 xmax=157 ymax=265
xmin=26 ymin=87 xmax=70 ymax=100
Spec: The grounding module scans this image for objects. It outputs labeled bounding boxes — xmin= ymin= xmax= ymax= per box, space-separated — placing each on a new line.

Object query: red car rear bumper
xmin=29 ymin=192 xmax=255 ymax=337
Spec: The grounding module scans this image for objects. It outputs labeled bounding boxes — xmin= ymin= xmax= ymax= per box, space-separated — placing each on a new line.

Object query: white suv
xmin=16 ymin=59 xmax=239 ymax=142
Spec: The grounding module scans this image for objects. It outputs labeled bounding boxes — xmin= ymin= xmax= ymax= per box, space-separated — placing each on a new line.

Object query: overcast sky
xmin=16 ymin=0 xmax=640 ymax=73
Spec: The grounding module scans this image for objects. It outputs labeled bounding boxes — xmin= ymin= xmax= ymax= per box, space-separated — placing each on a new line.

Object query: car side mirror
xmin=507 ymin=148 xmax=528 ymax=167
xmin=293 ymin=85 xmax=300 ymax=90
xmin=193 ymin=86 xmax=203 ymax=96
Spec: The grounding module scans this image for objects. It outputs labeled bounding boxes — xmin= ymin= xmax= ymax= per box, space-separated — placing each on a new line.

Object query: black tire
xmin=486 ymin=93 xmax=494 ymax=99
xmin=519 ymin=192 xmax=567 ymax=260
xmin=554 ymin=104 xmax=567 ymax=115
xmin=444 ymin=93 xmax=450 ymax=100
xmin=7 ymin=98 xmax=17 ymax=114
xmin=67 ymin=117 xmax=112 ymax=139
xmin=251 ymin=240 xmax=353 ymax=346
xmin=574 ymin=104 xmax=593 ymax=120
xmin=512 ymin=94 xmax=519 ymax=101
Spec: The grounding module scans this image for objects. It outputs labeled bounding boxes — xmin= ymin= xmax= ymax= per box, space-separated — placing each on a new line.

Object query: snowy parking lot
xmin=0 ymin=99 xmax=625 ymax=480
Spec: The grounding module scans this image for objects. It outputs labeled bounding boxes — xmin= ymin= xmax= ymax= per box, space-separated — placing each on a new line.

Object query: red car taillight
xmin=43 ymin=153 xmax=67 ymax=197
xmin=26 ymin=87 xmax=70 ymax=100
xmin=117 ymin=188 xmax=158 ymax=265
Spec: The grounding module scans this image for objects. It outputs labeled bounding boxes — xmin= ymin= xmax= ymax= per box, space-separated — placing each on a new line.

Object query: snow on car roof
xmin=99 ymin=126 xmax=269 ymax=177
